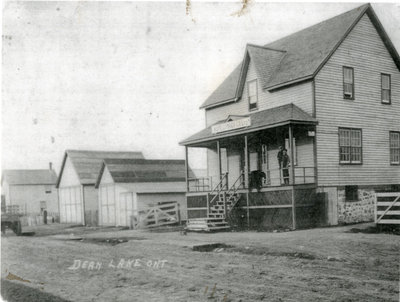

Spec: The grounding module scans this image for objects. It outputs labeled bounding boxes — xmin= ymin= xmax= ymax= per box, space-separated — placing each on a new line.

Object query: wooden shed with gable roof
xmin=95 ymin=158 xmax=190 ymax=227
xmin=56 ymin=150 xmax=144 ymax=225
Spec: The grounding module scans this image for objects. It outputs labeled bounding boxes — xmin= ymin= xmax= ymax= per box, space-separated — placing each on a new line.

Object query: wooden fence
xmin=131 ymin=202 xmax=180 ymax=229
xmin=375 ymin=192 xmax=400 ymax=225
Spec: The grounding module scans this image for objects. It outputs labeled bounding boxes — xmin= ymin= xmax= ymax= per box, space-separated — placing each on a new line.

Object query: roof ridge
xmin=66 ymin=149 xmax=142 ymax=153
xmin=264 ymin=3 xmax=369 ymax=49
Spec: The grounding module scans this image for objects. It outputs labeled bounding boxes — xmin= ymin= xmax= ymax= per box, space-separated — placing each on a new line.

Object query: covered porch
xmin=180 ymin=104 xmax=320 ymax=230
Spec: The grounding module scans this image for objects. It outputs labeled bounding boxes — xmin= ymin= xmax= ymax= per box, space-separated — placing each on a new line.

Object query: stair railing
xmin=207 ymin=173 xmax=228 ymax=214
xmin=225 ymin=171 xmax=245 ymax=214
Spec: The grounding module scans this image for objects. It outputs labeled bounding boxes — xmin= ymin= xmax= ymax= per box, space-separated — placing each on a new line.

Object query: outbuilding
xmin=56 ymin=150 xmax=144 ymax=225
xmin=1 ymin=166 xmax=58 ymax=215
xmin=95 ymin=158 xmax=189 ymax=227
xmin=1 ymin=166 xmax=58 ymax=224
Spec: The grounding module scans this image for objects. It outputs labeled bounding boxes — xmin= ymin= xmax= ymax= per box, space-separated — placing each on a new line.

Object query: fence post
xmin=177 ymin=203 xmax=181 ymax=225
xmin=154 ymin=209 xmax=158 ymax=226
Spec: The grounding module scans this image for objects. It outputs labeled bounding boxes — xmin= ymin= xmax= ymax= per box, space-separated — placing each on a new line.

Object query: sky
xmin=2 ymin=1 xmax=400 ymax=173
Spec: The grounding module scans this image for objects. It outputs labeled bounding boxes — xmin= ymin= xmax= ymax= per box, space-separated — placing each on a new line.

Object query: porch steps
xmin=186 ymin=193 xmax=241 ymax=232
xmin=186 ymin=173 xmax=244 ymax=232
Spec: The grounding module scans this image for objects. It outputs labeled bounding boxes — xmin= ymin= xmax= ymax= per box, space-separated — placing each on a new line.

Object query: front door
xmin=228 ymin=149 xmax=241 ymax=189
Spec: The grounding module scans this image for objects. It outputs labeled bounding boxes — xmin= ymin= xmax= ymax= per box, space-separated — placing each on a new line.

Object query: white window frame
xmin=381 ymin=74 xmax=391 ymax=104
xmin=339 ymin=128 xmax=362 ymax=164
xmin=390 ymin=131 xmax=400 ymax=165
xmin=247 ymin=80 xmax=258 ymax=111
xmin=343 ymin=66 xmax=354 ymax=100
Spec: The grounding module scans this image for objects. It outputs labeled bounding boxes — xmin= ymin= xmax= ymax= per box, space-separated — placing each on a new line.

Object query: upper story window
xmin=390 ymin=131 xmax=400 ymax=165
xmin=381 ymin=74 xmax=391 ymax=104
xmin=248 ymin=80 xmax=258 ymax=110
xmin=339 ymin=128 xmax=362 ymax=164
xmin=343 ymin=67 xmax=354 ymax=100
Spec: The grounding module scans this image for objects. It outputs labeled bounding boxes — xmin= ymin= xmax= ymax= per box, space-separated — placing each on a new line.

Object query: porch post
xmin=289 ymin=124 xmax=296 ymax=230
xmin=185 ymin=146 xmax=189 ymax=192
xmin=244 ymin=135 xmax=250 ymax=228
xmin=217 ymin=140 xmax=222 ymax=187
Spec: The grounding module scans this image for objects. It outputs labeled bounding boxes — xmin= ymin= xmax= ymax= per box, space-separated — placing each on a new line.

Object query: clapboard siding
xmin=205 ymin=59 xmax=313 ymax=127
xmin=315 ymin=14 xmax=400 ymax=186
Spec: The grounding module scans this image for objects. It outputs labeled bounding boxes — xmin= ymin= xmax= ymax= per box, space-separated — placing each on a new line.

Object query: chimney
xmin=49 ymin=162 xmax=53 ymax=170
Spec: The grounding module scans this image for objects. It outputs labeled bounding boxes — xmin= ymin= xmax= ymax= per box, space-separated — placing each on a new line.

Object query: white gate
xmin=375 ymin=192 xmax=400 ymax=225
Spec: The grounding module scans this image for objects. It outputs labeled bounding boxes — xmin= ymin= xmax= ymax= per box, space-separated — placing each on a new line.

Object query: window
xmin=345 ymin=186 xmax=358 ymax=202
xmin=343 ymin=67 xmax=354 ymax=99
xmin=339 ymin=128 xmax=362 ymax=164
xmin=381 ymin=74 xmax=391 ymax=104
xmin=390 ymin=131 xmax=400 ymax=165
xmin=248 ymin=80 xmax=258 ymax=110
xmin=45 ymin=185 xmax=52 ymax=194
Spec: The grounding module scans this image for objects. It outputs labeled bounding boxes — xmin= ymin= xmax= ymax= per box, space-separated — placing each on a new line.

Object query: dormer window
xmin=248 ymin=80 xmax=258 ymax=110
xmin=343 ymin=67 xmax=354 ymax=100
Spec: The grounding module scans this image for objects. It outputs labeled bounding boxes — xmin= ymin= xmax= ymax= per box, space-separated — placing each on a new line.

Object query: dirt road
xmin=1 ymin=224 xmax=399 ymax=302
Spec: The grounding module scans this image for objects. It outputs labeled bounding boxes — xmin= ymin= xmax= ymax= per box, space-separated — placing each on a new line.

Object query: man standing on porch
xmin=282 ymin=149 xmax=290 ymax=185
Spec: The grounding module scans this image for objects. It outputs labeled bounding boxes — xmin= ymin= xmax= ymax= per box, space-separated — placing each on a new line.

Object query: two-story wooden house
xmin=180 ymin=4 xmax=400 ymax=231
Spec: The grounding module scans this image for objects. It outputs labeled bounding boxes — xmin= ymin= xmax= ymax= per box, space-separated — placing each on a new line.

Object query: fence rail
xmin=375 ymin=192 xmax=400 ymax=225
xmin=131 ymin=202 xmax=180 ymax=229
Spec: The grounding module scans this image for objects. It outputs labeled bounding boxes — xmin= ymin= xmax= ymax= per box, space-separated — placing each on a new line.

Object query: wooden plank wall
xmin=205 ymin=58 xmax=313 ymax=127
xmin=315 ymin=14 xmax=400 ymax=186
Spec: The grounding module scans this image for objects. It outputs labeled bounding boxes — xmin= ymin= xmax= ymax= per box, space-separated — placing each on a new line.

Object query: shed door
xmin=99 ymin=185 xmax=116 ymax=226
xmin=59 ymin=186 xmax=83 ymax=224
xmin=119 ymin=192 xmax=134 ymax=227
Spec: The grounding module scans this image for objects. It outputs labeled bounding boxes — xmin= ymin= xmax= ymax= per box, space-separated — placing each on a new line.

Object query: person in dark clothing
xmin=282 ymin=149 xmax=290 ymax=185
xmin=249 ymin=170 xmax=266 ymax=192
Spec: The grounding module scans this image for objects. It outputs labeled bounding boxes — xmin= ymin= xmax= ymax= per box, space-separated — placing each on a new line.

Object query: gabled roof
xmin=201 ymin=4 xmax=400 ymax=109
xmin=95 ymin=159 xmax=193 ymax=188
xmin=2 ymin=169 xmax=57 ymax=186
xmin=180 ymin=103 xmax=317 ymax=146
xmin=56 ymin=150 xmax=145 ymax=187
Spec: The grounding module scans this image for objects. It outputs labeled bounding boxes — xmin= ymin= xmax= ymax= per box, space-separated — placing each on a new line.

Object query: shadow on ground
xmin=1 ymin=279 xmax=72 ymax=302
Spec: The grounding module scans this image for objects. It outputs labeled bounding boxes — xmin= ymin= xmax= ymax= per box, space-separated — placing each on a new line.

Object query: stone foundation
xmin=337 ymin=188 xmax=376 ymax=224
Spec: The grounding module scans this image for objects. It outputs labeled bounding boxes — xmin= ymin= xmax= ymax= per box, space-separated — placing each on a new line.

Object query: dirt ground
xmin=1 ymin=223 xmax=399 ymax=302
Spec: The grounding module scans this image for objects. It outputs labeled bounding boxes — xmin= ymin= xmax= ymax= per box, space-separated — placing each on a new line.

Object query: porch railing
xmin=187 ymin=167 xmax=316 ymax=192
xmin=251 ymin=166 xmax=316 ymax=188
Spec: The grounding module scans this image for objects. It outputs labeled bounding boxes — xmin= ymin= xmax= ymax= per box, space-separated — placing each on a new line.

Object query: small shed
xmin=95 ymin=158 xmax=189 ymax=227
xmin=1 ymin=167 xmax=58 ymax=218
xmin=56 ymin=150 xmax=144 ymax=225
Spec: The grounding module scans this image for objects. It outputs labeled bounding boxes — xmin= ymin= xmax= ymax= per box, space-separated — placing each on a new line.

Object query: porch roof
xmin=180 ymin=103 xmax=317 ymax=146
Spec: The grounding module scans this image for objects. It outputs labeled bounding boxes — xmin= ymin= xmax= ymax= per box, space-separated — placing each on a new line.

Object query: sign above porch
xmin=211 ymin=117 xmax=251 ymax=134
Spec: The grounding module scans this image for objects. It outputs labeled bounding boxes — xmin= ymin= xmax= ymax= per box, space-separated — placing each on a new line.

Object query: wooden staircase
xmin=186 ymin=172 xmax=244 ymax=232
